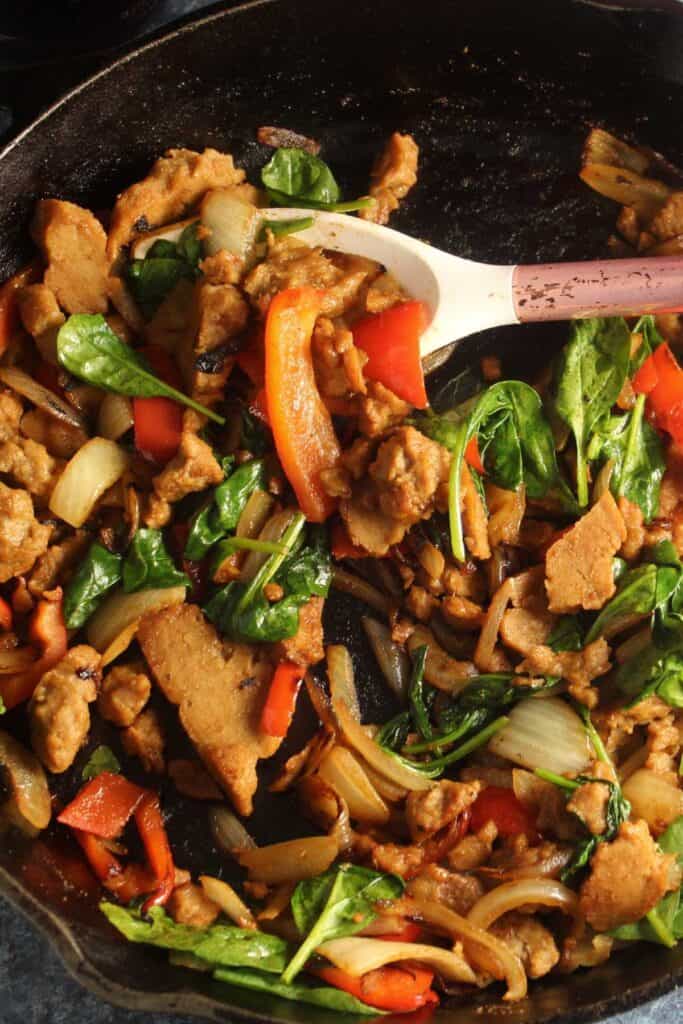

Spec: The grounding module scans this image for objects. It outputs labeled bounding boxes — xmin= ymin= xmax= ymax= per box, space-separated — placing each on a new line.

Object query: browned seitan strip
xmin=31 ymin=200 xmax=108 ymax=314
xmin=138 ymin=603 xmax=279 ymax=816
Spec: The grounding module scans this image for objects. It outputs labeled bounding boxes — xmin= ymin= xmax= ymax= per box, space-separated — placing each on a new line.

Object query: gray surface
xmin=0 ymin=895 xmax=680 ymax=1023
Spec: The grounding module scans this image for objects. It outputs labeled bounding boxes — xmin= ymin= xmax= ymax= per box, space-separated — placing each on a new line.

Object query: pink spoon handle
xmin=512 ymin=256 xmax=683 ymax=322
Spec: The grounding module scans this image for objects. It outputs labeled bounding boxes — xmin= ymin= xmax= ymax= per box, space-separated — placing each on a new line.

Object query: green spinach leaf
xmin=408 ymin=645 xmax=432 ymax=741
xmin=631 ymin=314 xmax=664 ymax=373
xmin=587 ymin=394 xmax=665 ymax=522
xmin=122 ymin=529 xmax=189 ymax=593
xmin=611 ymin=815 xmax=683 ymax=946
xmin=185 ymin=458 xmax=264 ymax=561
xmin=561 ymin=778 xmax=631 ymax=882
xmin=585 ymin=559 xmax=681 ymax=645
xmin=126 ymin=223 xmax=201 ymax=319
xmin=101 ymin=902 xmax=289 ymax=973
xmin=82 ymin=745 xmax=121 ymax=781
xmin=57 ymin=315 xmax=224 ymax=425
xmin=261 ymin=148 xmax=372 ymax=213
xmin=282 ymin=864 xmax=404 ymax=983
xmin=548 ymin=615 xmax=586 ymax=653
xmin=551 ymin=317 xmax=631 ymax=507
xmin=63 ymin=541 xmax=123 ymax=630
xmin=213 ymin=967 xmax=381 ymax=1015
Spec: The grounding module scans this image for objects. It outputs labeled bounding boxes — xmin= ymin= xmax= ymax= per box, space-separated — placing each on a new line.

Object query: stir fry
xmin=2 ymin=124 xmax=683 ymax=1015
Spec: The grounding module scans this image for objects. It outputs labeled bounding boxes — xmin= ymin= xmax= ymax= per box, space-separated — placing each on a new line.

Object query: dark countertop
xmin=0 ymin=1 xmax=682 ymax=1021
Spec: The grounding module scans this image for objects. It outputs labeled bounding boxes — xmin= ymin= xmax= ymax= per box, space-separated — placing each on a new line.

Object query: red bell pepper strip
xmin=0 ymin=596 xmax=12 ymax=632
xmin=470 ymin=786 xmax=538 ymax=839
xmin=135 ymin=791 xmax=176 ymax=912
xmin=133 ymin=345 xmax=184 ymax=464
xmin=315 ymin=965 xmax=439 ymax=1013
xmin=352 ymin=301 xmax=429 ymax=409
xmin=74 ymin=830 xmax=156 ymax=902
xmin=0 ymin=593 xmax=68 ymax=710
xmin=633 ymin=343 xmax=683 ymax=445
xmin=58 ymin=773 xmax=146 ymax=839
xmin=261 ymin=661 xmax=305 ymax=738
xmin=0 ymin=263 xmax=39 ymax=355
xmin=265 ymin=288 xmax=341 ymax=522
xmin=465 ymin=436 xmax=485 ymax=475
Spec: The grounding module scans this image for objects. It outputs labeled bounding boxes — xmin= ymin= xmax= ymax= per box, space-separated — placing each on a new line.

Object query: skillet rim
xmin=0 ymin=0 xmax=681 ymax=1021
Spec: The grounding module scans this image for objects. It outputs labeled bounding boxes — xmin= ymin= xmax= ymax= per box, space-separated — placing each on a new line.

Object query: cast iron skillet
xmin=2 ymin=0 xmax=683 ymax=1020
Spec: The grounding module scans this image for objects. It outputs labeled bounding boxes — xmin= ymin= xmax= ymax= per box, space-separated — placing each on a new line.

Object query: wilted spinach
xmin=561 ymin=777 xmax=631 ymax=882
xmin=417 ymin=380 xmax=570 ymax=561
xmin=122 ymin=529 xmax=189 ymax=592
xmin=617 ymin=647 xmax=683 ymax=708
xmin=551 ymin=317 xmax=631 ymax=507
xmin=630 ymin=314 xmax=664 ymax=374
xmin=185 ymin=457 xmax=265 ymax=561
xmin=408 ymin=645 xmax=432 ymax=741
xmin=548 ymin=615 xmax=586 ymax=653
xmin=587 ymin=394 xmax=665 ymax=522
xmin=282 ymin=863 xmax=404 ymax=983
xmin=82 ymin=745 xmax=121 ymax=781
xmin=213 ymin=966 xmax=378 ymax=1015
xmin=261 ymin=148 xmax=372 ymax=213
xmin=611 ymin=814 xmax=683 ymax=947
xmin=125 ymin=223 xmax=201 ymax=319
xmin=63 ymin=541 xmax=123 ymax=629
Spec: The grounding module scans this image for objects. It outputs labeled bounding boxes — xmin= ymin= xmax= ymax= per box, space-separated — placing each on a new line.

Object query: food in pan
xmin=2 ymin=125 xmax=683 ymax=1014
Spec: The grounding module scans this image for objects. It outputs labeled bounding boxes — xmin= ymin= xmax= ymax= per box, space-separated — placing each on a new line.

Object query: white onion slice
xmin=334 ymin=699 xmax=432 ymax=792
xmin=467 ymin=878 xmax=580 ymax=930
xmin=97 ymin=394 xmax=134 ymax=441
xmin=318 ymin=936 xmax=477 ymax=984
xmin=201 ymin=189 xmax=260 ymax=263
xmin=327 ymin=645 xmax=361 ymax=722
xmin=86 ymin=585 xmax=186 ymax=652
xmin=0 ymin=366 xmax=85 ymax=430
xmin=199 ymin=875 xmax=256 ymax=930
xmin=209 ymin=805 xmax=257 ymax=853
xmin=317 ymin=746 xmax=390 ymax=825
xmin=236 ymin=836 xmax=338 ymax=884
xmin=362 ymin=617 xmax=410 ymax=700
xmin=489 ymin=696 xmax=591 ymax=776
xmin=49 ymin=437 xmax=129 ymax=527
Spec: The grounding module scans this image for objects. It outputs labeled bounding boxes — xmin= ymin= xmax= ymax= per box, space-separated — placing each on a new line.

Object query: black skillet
xmin=1 ymin=0 xmax=683 ymax=1020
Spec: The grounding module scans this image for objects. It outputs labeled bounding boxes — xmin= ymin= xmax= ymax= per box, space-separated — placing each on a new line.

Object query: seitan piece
xmin=545 ymin=492 xmax=626 ymax=614
xmin=359 ymin=132 xmax=419 ymax=226
xmin=31 ymin=199 xmax=108 ymax=314
xmin=138 ymin=603 xmax=279 ymax=816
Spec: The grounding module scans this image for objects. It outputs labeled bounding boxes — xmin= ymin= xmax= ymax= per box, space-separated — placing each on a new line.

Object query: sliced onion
xmin=0 ymin=366 xmax=85 ymax=430
xmin=407 ymin=625 xmax=475 ymax=694
xmin=399 ymin=896 xmax=527 ymax=1003
xmin=317 ymin=746 xmax=390 ymax=825
xmin=617 ymin=744 xmax=648 ymax=783
xmin=201 ymin=188 xmax=261 ymax=263
xmin=199 ymin=874 xmax=256 ymax=929
xmin=467 ymin=878 xmax=580 ymax=930
xmin=49 ymin=437 xmax=129 ymax=527
xmin=327 ymin=645 xmax=360 ymax=722
xmin=130 ymin=217 xmax=196 ymax=260
xmin=0 ymin=729 xmax=51 ymax=834
xmin=592 ymin=459 xmax=614 ymax=503
xmin=579 ymin=163 xmax=670 ymax=219
xmin=362 ymin=617 xmax=410 ymax=700
xmin=474 ymin=576 xmax=514 ymax=672
xmin=209 ymin=805 xmax=257 ymax=853
xmin=100 ymin=620 xmax=141 ymax=667
xmin=257 ymin=883 xmax=295 ymax=922
xmin=0 ymin=648 xmax=36 ymax=674
xmin=318 ymin=936 xmax=477 ymax=984
xmin=236 ymin=489 xmax=274 ymax=539
xmin=489 ymin=696 xmax=591 ymax=776
xmin=332 ymin=567 xmax=391 ymax=615
xmin=236 ymin=836 xmax=338 ymax=884
xmin=357 ymin=758 xmax=408 ymax=803
xmin=86 ymin=585 xmax=186 ymax=652
xmin=97 ymin=394 xmax=133 ymax=441
xmin=334 ymin=699 xmax=432 ymax=792
xmin=240 ymin=509 xmax=294 ymax=582
xmin=623 ymin=768 xmax=683 ymax=834
xmin=304 ymin=672 xmax=336 ymax=733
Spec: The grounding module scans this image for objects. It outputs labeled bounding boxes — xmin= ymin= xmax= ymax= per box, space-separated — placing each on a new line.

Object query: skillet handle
xmin=512 ymin=256 xmax=683 ymax=322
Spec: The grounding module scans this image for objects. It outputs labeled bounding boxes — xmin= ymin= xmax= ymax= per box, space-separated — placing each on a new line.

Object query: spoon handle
xmin=512 ymin=256 xmax=683 ymax=322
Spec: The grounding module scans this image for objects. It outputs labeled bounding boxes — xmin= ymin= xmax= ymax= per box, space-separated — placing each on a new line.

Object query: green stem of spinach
xmin=615 ymin=392 xmax=646 ymax=495
xmin=447 ymin=420 xmax=470 ymax=563
xmin=646 ymin=907 xmax=677 ymax=948
xmin=220 ymin=538 xmax=287 ymax=556
xmin=577 ymin=704 xmax=610 ymax=765
xmin=404 ymin=715 xmax=509 ymax=776
xmin=236 ymin=512 xmax=305 ymax=613
xmin=534 ymin=768 xmax=580 ymax=791
xmin=403 ymin=716 xmax=475 ymax=754
xmin=260 ymin=217 xmax=315 ymax=240
xmin=266 ymin=188 xmax=375 ymax=213
xmin=576 ymin=444 xmax=589 ymax=508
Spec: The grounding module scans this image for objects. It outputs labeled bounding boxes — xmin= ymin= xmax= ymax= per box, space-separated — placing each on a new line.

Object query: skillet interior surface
xmin=2 ymin=0 xmax=683 ymax=1020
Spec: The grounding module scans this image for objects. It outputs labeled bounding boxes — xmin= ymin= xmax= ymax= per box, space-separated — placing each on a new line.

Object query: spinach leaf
xmin=185 ymin=458 xmax=264 ymax=561
xmin=261 ymin=148 xmax=372 ymax=213
xmin=561 ymin=778 xmax=631 ymax=882
xmin=213 ymin=967 xmax=381 ymax=1015
xmin=587 ymin=394 xmax=665 ymax=522
xmin=126 ymin=222 xmax=201 ymax=319
xmin=82 ymin=745 xmax=120 ymax=781
xmin=631 ymin=314 xmax=664 ymax=373
xmin=101 ymin=902 xmax=289 ymax=972
xmin=408 ymin=645 xmax=432 ymax=741
xmin=376 ymin=710 xmax=412 ymax=751
xmin=551 ymin=317 xmax=631 ymax=507
xmin=611 ymin=815 xmax=683 ymax=946
xmin=417 ymin=380 xmax=569 ymax=561
xmin=548 ymin=615 xmax=585 ymax=653
xmin=240 ymin=407 xmax=271 ymax=456
xmin=0 ymin=697 xmax=5 ymax=715
xmin=57 ymin=315 xmax=224 ymax=425
xmin=63 ymin=541 xmax=122 ymax=629
xmin=617 ymin=646 xmax=683 ymax=708
xmin=122 ymin=529 xmax=189 ymax=593
xmin=283 ymin=864 xmax=404 ymax=983
xmin=278 ymin=526 xmax=332 ymax=599
xmin=585 ymin=559 xmax=681 ymax=645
